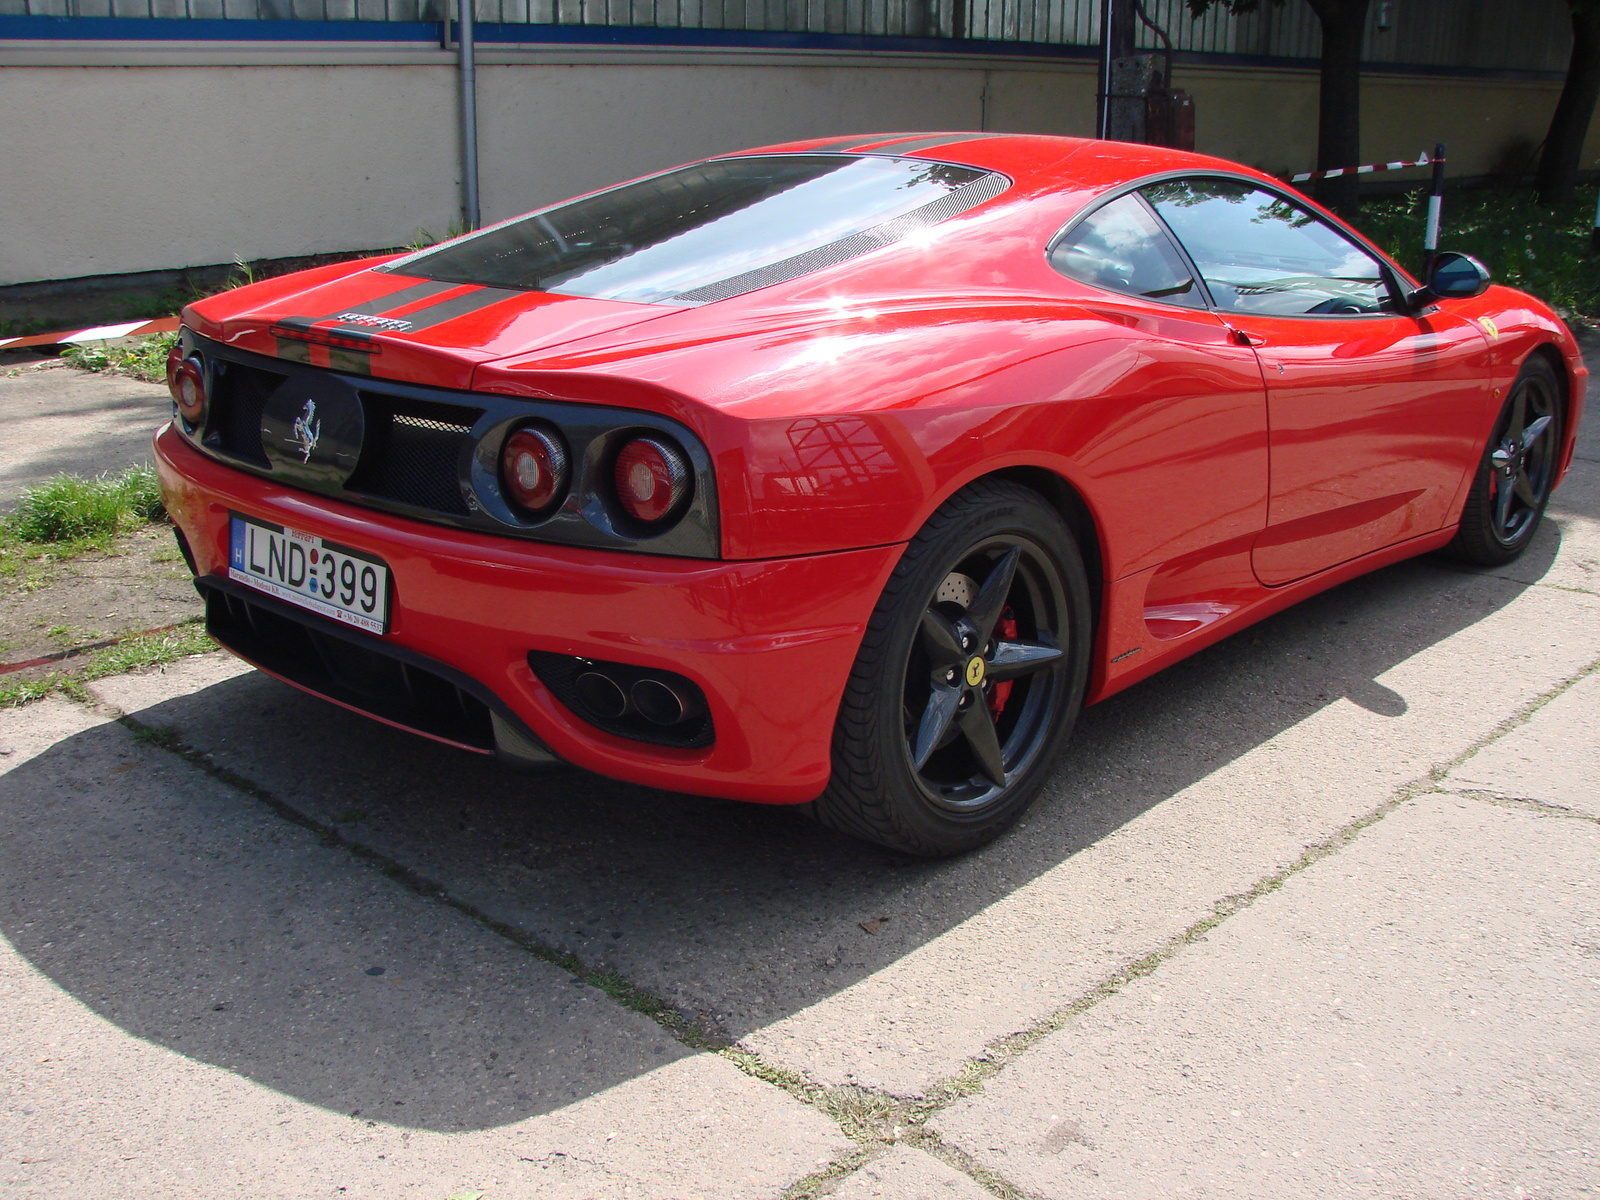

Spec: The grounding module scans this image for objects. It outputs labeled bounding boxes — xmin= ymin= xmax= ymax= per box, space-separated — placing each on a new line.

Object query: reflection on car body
xmin=155 ymin=132 xmax=1587 ymax=856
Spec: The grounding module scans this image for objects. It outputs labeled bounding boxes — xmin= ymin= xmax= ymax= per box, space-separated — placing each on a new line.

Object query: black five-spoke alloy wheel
xmin=1446 ymin=354 xmax=1565 ymax=566
xmin=809 ymin=480 xmax=1092 ymax=856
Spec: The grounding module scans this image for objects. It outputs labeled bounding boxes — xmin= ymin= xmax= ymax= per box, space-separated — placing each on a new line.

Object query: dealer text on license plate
xmin=228 ymin=514 xmax=390 ymax=634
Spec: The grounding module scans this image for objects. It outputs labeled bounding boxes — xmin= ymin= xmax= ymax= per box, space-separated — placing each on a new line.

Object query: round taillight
xmin=500 ymin=425 xmax=569 ymax=514
xmin=169 ymin=354 xmax=207 ymax=426
xmin=614 ymin=437 xmax=690 ymax=524
xmin=165 ymin=342 xmax=184 ymax=394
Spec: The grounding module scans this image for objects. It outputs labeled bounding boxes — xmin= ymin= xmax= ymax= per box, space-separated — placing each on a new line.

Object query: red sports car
xmin=156 ymin=133 xmax=1587 ymax=856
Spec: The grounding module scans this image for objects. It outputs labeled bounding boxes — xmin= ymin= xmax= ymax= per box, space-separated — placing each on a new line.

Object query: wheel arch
xmin=983 ymin=464 xmax=1106 ymax=645
xmin=1528 ymin=340 xmax=1572 ymax=399
xmin=1526 ymin=341 xmax=1578 ymax=476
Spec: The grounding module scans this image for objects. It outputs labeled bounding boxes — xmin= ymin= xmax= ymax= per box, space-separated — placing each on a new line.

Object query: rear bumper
xmin=155 ymin=423 xmax=902 ymax=803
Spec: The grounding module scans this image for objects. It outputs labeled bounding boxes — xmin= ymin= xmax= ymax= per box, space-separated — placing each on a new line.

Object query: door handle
xmin=1228 ymin=327 xmax=1266 ymax=347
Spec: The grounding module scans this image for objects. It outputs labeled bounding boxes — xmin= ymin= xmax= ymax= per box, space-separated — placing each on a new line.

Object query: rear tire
xmin=1444 ymin=355 xmax=1564 ymax=566
xmin=806 ymin=480 xmax=1092 ymax=857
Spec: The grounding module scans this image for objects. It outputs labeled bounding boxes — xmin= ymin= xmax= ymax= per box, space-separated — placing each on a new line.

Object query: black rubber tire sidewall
xmin=808 ymin=479 xmax=1093 ymax=857
xmin=1444 ymin=354 xmax=1564 ymax=567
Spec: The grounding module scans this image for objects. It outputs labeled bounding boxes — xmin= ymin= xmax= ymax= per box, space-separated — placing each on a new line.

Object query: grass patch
xmin=1358 ymin=184 xmax=1600 ymax=322
xmin=0 ymin=620 xmax=215 ymax=708
xmin=405 ymin=220 xmax=468 ymax=251
xmin=81 ymin=622 xmax=215 ymax=678
xmin=9 ymin=465 xmax=164 ymax=545
xmin=0 ymin=536 xmax=119 ymax=588
xmin=61 ymin=329 xmax=178 ymax=384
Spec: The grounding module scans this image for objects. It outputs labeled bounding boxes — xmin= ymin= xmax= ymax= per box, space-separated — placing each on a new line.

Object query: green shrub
xmin=62 ymin=330 xmax=178 ymax=384
xmin=9 ymin=465 xmax=165 ymax=544
xmin=1357 ymin=185 xmax=1600 ymax=322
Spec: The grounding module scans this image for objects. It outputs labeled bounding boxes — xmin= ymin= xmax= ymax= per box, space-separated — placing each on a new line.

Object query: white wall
xmin=1 ymin=48 xmax=1083 ymax=286
xmin=0 ymin=42 xmax=1592 ymax=287
xmin=2 ymin=62 xmax=460 ymax=285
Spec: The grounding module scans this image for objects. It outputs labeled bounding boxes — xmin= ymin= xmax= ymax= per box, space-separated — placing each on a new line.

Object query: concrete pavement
xmin=0 ymin=339 xmax=1597 ymax=1197
xmin=0 ymin=363 xmax=169 ymax=506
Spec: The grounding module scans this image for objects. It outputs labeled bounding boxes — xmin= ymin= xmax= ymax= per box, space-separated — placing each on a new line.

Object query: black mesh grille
xmin=345 ymin=394 xmax=481 ymax=516
xmin=207 ymin=362 xmax=282 ymax=467
xmin=528 ymin=650 xmax=715 ymax=750
xmin=202 ymin=581 xmax=496 ymax=751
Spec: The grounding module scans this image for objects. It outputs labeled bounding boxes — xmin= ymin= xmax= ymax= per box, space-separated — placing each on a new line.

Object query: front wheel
xmin=807 ymin=480 xmax=1092 ymax=857
xmin=1444 ymin=355 xmax=1565 ymax=566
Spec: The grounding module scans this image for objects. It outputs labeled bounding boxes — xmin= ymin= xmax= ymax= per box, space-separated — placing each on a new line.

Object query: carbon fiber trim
xmin=671 ymin=171 xmax=1010 ymax=304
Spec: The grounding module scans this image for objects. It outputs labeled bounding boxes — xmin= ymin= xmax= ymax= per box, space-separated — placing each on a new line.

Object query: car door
xmin=1044 ymin=188 xmax=1271 ymax=582
xmin=1143 ymin=177 xmax=1492 ymax=586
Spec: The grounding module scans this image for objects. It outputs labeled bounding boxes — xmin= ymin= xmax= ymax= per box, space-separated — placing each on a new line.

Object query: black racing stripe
xmin=319 ymin=279 xmax=460 ymax=323
xmin=853 ymin=132 xmax=1003 ymax=155
xmin=327 ymin=348 xmax=374 ymax=376
xmin=384 ymin=286 xmax=524 ymax=333
xmin=796 ymin=133 xmax=902 ymax=153
xmin=278 ymin=314 xmax=377 ymax=344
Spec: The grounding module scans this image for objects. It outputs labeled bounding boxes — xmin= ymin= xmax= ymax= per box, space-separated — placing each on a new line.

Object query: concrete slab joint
xmin=1 ymin=341 xmax=1598 ymax=1197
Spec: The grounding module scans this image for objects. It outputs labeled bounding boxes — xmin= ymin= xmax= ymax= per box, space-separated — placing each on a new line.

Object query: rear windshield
xmin=382 ymin=155 xmax=999 ymax=305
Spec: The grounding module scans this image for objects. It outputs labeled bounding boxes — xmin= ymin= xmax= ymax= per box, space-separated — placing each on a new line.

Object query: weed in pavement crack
xmin=101 ymin=648 xmax=1600 ymax=1200
xmin=778 ymin=649 xmax=1600 ymax=1195
xmin=900 ymin=1128 xmax=1037 ymax=1200
xmin=116 ymin=712 xmax=727 ymax=1049
xmin=777 ymin=1145 xmax=879 ymax=1200
xmin=1445 ymin=787 xmax=1600 ymax=824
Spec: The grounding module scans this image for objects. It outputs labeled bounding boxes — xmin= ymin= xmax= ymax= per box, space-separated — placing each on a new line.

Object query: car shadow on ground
xmin=0 ymin=514 xmax=1574 ymax=1132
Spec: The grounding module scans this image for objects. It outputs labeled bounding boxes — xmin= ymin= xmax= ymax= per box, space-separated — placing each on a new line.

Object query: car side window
xmin=1048 ymin=193 xmax=1205 ymax=308
xmin=1141 ymin=178 xmax=1396 ymax=316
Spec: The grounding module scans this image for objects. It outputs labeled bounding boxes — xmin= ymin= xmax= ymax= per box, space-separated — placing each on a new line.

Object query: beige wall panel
xmin=1183 ymin=67 xmax=1320 ymax=173
xmin=981 ymin=62 xmax=1097 ymax=138
xmin=0 ymin=64 xmax=462 ymax=286
xmin=3 ymin=55 xmax=1595 ymax=287
xmin=473 ymin=62 xmax=985 ymax=226
xmin=1358 ymin=75 xmax=1598 ymax=179
xmin=1183 ymin=66 xmax=1599 ymax=182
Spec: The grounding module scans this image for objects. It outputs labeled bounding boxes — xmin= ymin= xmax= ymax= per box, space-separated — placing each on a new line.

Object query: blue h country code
xmin=228 ymin=515 xmax=390 ymax=635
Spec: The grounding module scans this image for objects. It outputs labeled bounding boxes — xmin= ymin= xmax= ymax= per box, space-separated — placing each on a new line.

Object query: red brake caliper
xmin=989 ymin=610 xmax=1017 ymax=716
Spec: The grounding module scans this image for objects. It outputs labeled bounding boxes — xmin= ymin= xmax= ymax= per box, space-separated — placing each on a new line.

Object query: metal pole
xmin=1096 ymin=0 xmax=1114 ymax=139
xmin=1423 ymin=142 xmax=1445 ymax=269
xmin=458 ymin=0 xmax=481 ymax=233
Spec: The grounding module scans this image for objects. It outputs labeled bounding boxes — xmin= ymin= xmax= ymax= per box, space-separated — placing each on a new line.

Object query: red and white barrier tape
xmin=1286 ymin=151 xmax=1439 ymax=184
xmin=0 ymin=315 xmax=180 ymax=352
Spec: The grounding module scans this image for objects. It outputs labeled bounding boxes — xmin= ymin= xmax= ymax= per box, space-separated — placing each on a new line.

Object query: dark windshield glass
xmin=385 ymin=155 xmax=992 ymax=305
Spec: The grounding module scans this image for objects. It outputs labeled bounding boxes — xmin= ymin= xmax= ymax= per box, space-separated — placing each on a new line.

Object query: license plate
xmin=228 ymin=513 xmax=390 ymax=634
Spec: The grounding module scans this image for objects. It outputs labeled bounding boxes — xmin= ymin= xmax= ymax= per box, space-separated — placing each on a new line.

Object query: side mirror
xmin=1409 ymin=251 xmax=1492 ymax=310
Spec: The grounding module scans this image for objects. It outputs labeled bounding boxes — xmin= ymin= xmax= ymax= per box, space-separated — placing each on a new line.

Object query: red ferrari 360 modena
xmin=157 ymin=132 xmax=1587 ymax=856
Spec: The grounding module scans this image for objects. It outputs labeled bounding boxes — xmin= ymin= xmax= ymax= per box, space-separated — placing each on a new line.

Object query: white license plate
xmin=228 ymin=513 xmax=390 ymax=634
